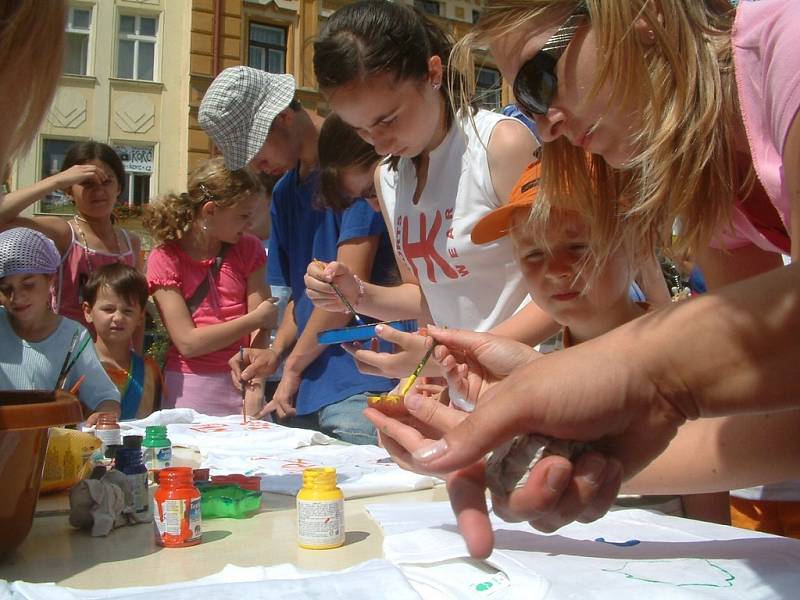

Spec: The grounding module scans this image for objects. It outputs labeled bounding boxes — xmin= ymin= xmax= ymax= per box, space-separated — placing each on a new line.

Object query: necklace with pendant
xmin=72 ymin=216 xmax=122 ymax=276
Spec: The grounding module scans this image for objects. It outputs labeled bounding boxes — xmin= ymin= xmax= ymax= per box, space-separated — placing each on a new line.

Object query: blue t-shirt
xmin=267 ymin=168 xmax=395 ymax=415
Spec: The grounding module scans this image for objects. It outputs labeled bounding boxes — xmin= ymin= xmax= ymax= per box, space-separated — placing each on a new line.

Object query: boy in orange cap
xmin=468 ymin=162 xmax=688 ymax=516
xmin=472 ymin=162 xmax=648 ymax=351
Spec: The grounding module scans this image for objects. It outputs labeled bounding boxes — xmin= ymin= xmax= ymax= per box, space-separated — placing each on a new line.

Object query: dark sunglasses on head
xmin=513 ymin=3 xmax=589 ymax=117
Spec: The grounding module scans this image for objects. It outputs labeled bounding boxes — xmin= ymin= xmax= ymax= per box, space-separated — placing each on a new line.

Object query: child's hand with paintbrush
xmin=306 ymin=259 xmax=365 ymax=323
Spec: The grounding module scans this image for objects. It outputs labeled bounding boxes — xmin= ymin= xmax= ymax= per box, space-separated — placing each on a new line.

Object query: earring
xmin=432 ymin=80 xmax=441 ymax=91
xmin=202 ymin=220 xmax=208 ymax=231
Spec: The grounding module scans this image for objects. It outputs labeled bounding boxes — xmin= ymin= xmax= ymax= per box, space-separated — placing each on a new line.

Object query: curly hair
xmin=143 ymin=157 xmax=263 ymax=244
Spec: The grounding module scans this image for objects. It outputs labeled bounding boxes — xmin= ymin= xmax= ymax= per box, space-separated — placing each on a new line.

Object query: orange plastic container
xmin=0 ymin=390 xmax=83 ymax=558
xmin=153 ymin=467 xmax=202 ymax=547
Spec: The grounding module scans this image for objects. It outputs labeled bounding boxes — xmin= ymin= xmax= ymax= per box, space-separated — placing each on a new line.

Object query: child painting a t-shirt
xmin=83 ymin=263 xmax=162 ymax=420
xmin=0 ymin=228 xmax=120 ymax=424
xmin=144 ymin=158 xmax=278 ymax=417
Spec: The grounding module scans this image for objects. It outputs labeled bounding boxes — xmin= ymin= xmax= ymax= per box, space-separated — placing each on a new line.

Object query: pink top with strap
xmin=712 ymin=0 xmax=800 ymax=253
xmin=146 ymin=233 xmax=266 ymax=374
xmin=52 ymin=221 xmax=136 ymax=327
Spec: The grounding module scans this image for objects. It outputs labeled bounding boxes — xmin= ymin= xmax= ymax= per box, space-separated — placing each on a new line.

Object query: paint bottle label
xmin=187 ymin=498 xmax=202 ymax=541
xmin=94 ymin=427 xmax=122 ymax=449
xmin=155 ymin=498 xmax=185 ymax=537
xmin=297 ymin=498 xmax=345 ymax=547
xmin=144 ymin=446 xmax=172 ymax=471
xmin=127 ymin=471 xmax=149 ymax=514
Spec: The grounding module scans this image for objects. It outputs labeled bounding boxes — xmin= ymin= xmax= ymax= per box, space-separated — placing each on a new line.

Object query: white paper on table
xmin=367 ymin=502 xmax=800 ymax=599
xmin=203 ymin=444 xmax=438 ymax=499
xmin=4 ymin=560 xmax=421 ymax=600
xmin=119 ymin=410 xmax=331 ymax=455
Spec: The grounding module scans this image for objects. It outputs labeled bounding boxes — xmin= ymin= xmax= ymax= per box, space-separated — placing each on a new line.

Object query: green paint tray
xmin=197 ymin=483 xmax=262 ymax=519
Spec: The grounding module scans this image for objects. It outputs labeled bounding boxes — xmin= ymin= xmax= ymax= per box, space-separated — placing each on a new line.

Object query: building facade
xmin=11 ymin=0 xmax=503 ymax=238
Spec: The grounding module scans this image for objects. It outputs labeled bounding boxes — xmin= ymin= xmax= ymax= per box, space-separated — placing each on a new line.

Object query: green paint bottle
xmin=142 ymin=425 xmax=172 ymax=476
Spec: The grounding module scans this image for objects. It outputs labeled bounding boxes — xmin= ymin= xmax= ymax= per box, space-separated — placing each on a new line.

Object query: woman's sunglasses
xmin=513 ymin=3 xmax=589 ymax=117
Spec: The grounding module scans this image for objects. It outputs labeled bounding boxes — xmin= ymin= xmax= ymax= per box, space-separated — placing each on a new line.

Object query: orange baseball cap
xmin=471 ymin=162 xmax=541 ymax=245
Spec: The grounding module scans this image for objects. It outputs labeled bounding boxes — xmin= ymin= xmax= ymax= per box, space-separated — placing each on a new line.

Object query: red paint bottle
xmin=153 ymin=467 xmax=202 ymax=547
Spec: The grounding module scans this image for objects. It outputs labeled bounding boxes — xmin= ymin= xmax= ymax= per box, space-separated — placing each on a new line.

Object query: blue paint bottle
xmin=115 ymin=436 xmax=149 ymax=515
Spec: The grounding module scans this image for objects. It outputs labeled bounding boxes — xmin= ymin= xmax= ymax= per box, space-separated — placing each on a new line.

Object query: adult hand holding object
xmin=410 ymin=320 xmax=686 ymax=558
xmin=430 ymin=326 xmax=541 ymax=410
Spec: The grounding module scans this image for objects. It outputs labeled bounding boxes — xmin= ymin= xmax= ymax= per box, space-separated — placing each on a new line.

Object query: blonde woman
xmin=144 ymin=158 xmax=277 ymax=416
xmin=386 ymin=0 xmax=800 ymax=555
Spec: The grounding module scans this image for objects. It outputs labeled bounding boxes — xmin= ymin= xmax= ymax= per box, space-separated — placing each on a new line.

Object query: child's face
xmin=339 ymin=162 xmax=380 ymax=212
xmin=511 ymin=210 xmax=632 ymax=327
xmin=83 ymin=285 xmax=143 ymax=343
xmin=69 ymin=159 xmax=122 ymax=220
xmin=0 ymin=274 xmax=53 ymax=323
xmin=205 ymin=192 xmax=261 ymax=244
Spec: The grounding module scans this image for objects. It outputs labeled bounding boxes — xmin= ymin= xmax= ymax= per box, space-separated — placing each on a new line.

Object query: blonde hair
xmin=0 ymin=1 xmax=65 ymax=167
xmin=508 ymin=193 xmax=645 ymax=291
xmin=143 ymin=157 xmax=263 ymax=244
xmin=454 ymin=0 xmax=741 ymax=260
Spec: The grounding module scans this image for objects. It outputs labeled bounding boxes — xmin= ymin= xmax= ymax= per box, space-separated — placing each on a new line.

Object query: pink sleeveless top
xmin=52 ymin=220 xmax=136 ymax=328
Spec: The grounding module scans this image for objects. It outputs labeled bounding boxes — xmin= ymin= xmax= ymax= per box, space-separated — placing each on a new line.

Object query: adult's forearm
xmin=624 ymin=410 xmax=800 ymax=495
xmin=632 ymin=263 xmax=800 ymax=419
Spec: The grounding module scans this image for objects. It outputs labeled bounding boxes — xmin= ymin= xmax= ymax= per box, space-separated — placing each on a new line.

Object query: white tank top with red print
xmin=379 ymin=109 xmax=532 ymax=331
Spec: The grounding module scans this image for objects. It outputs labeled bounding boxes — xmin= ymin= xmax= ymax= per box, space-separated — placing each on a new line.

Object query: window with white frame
xmin=64 ymin=6 xmax=92 ymax=76
xmin=117 ymin=14 xmax=158 ymax=81
xmin=476 ymin=67 xmax=502 ymax=111
xmin=114 ymin=144 xmax=154 ymax=208
xmin=248 ymin=23 xmax=286 ymax=74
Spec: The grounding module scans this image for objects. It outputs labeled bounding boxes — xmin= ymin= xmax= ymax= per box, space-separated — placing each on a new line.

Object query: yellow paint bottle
xmin=296 ymin=466 xmax=345 ymax=549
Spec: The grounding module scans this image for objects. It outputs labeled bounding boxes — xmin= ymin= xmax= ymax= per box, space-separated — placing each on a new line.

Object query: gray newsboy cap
xmin=199 ymin=66 xmax=296 ymax=170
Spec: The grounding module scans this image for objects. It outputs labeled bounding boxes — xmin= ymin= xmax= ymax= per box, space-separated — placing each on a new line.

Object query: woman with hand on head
xmin=306 ymin=0 xmax=559 ymax=381
xmin=0 ymin=142 xmax=144 ymax=346
xmin=394 ymin=0 xmax=800 ymax=552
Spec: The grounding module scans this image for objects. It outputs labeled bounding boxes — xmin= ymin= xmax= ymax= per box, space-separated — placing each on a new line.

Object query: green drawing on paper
xmin=602 ymin=559 xmax=736 ymax=588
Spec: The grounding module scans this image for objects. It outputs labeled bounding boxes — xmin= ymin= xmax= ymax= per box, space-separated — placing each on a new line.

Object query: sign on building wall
xmin=115 ymin=144 xmax=154 ymax=174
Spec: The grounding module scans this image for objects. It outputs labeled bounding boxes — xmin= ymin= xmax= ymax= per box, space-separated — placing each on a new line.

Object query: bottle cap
xmin=105 ymin=444 xmax=122 ymax=459
xmin=145 ymin=425 xmax=168 ymax=437
xmin=123 ymin=435 xmax=143 ymax=449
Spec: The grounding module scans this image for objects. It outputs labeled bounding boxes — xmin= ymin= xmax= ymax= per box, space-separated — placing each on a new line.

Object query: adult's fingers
xmin=365 ymin=406 xmax=430 ymax=453
xmin=404 ymin=393 xmax=467 ymax=432
xmin=526 ymin=453 xmax=621 ymax=533
xmin=489 ymin=454 xmax=574 ymax=525
xmin=411 ymin=385 xmax=528 ymax=475
xmin=427 ymin=325 xmax=492 ymax=355
xmin=446 ymin=463 xmax=494 ymax=559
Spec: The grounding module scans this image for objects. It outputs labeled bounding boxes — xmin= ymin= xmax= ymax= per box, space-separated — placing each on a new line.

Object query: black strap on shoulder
xmin=185 ymin=242 xmax=231 ymax=315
